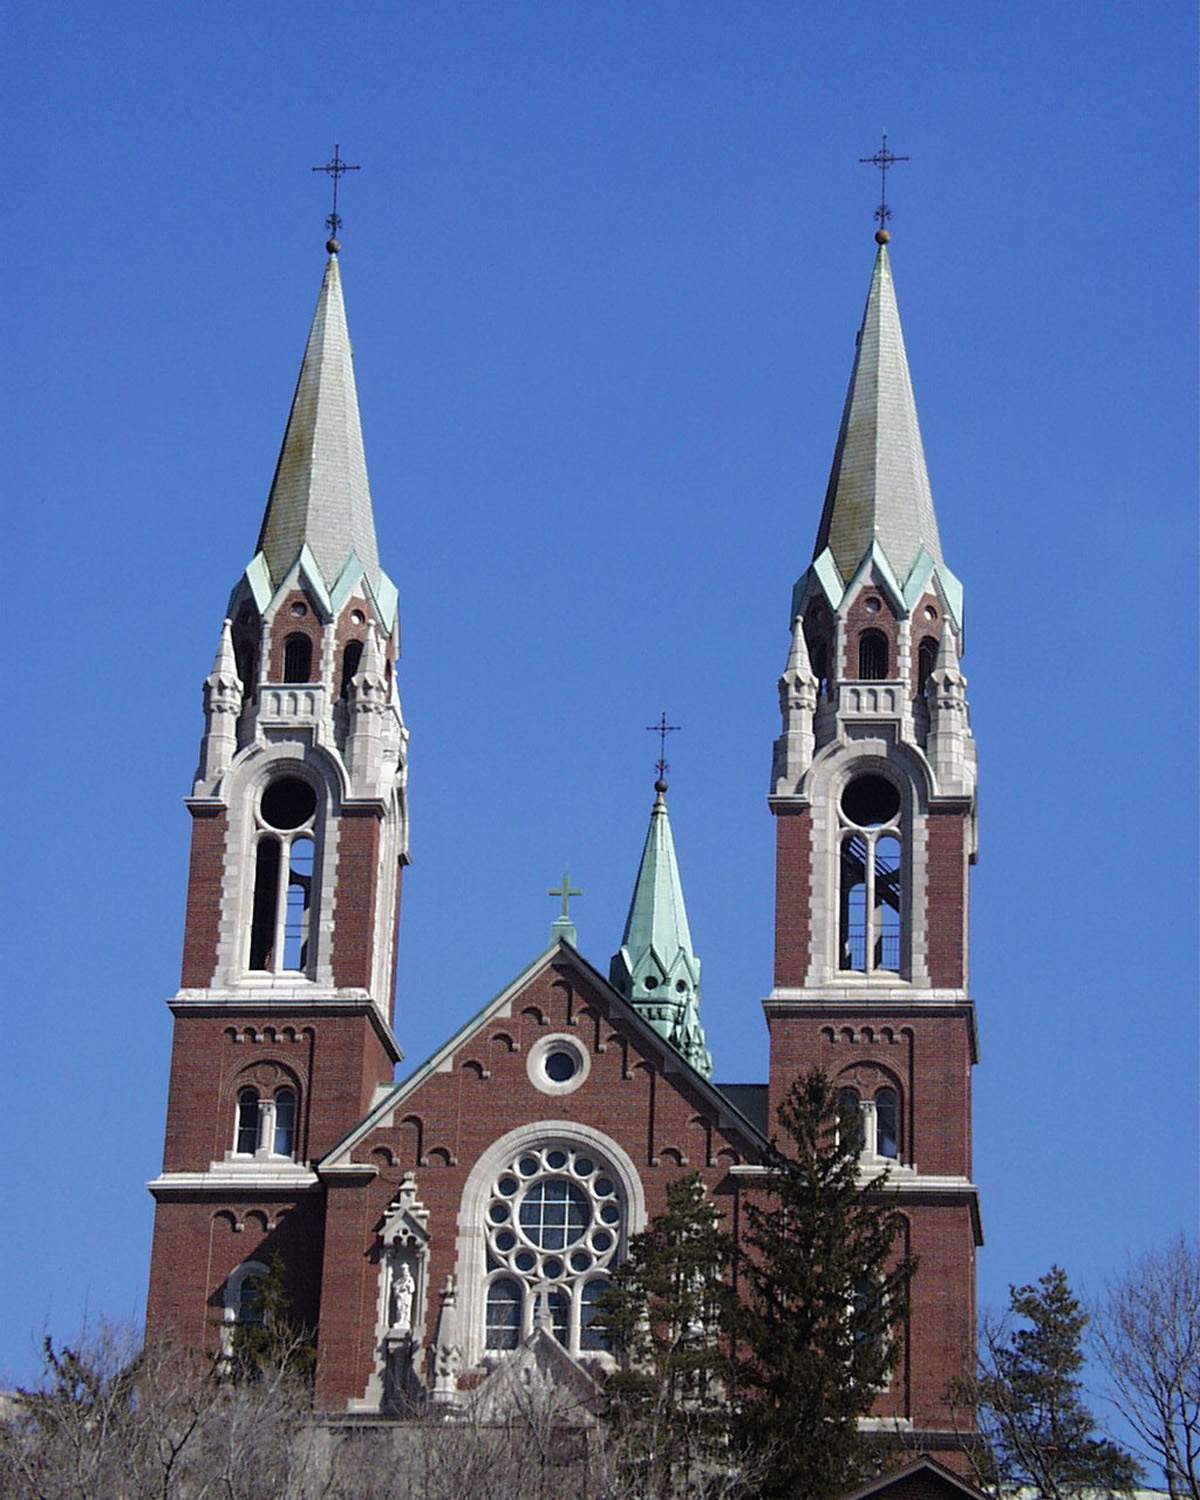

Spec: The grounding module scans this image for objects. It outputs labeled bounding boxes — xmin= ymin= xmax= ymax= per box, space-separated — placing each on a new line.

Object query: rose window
xmin=484 ymin=1143 xmax=622 ymax=1354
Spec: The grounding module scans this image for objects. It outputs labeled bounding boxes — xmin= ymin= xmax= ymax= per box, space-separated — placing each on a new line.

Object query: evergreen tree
xmin=956 ymin=1265 xmax=1141 ymax=1498
xmin=600 ymin=1171 xmax=740 ymax=1497
xmin=734 ymin=1069 xmax=916 ymax=1500
xmin=227 ymin=1254 xmax=315 ymax=1383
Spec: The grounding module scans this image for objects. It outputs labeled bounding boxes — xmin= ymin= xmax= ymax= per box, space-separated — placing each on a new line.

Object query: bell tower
xmin=147 ymin=245 xmax=409 ymax=1350
xmin=766 ymin=235 xmax=981 ymax=1453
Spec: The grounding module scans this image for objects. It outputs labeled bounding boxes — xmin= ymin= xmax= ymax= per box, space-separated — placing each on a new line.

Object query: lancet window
xmin=247 ymin=776 xmax=318 ymax=974
xmin=838 ymin=775 xmax=903 ymax=976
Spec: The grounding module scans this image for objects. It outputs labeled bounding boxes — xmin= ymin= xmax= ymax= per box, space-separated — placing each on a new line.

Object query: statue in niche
xmin=389 ymin=1260 xmax=416 ymax=1332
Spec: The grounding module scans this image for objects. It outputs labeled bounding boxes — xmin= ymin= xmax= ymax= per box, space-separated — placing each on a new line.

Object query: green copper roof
xmin=812 ymin=245 xmax=943 ymax=587
xmin=609 ymin=784 xmax=712 ymax=1078
xmin=256 ymin=254 xmax=381 ymax=595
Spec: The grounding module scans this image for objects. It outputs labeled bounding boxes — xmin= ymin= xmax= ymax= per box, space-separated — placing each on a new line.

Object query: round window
xmin=527 ymin=1034 xmax=590 ymax=1095
xmin=544 ymin=1051 xmax=578 ymax=1084
xmin=841 ymin=775 xmax=900 ymax=828
xmin=260 ymin=777 xmax=317 ymax=830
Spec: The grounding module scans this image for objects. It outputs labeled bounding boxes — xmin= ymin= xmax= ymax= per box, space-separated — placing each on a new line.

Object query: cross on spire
xmin=312 ymin=144 xmax=361 ymax=245
xmin=548 ymin=869 xmax=583 ymax=921
xmin=646 ymin=711 xmax=681 ymax=784
xmin=859 ymin=131 xmax=909 ymax=234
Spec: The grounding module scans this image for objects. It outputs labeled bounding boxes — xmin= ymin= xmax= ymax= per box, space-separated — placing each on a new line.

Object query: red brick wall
xmin=774 ymin=807 xmax=812 ymax=987
xmin=312 ymin=959 xmax=752 ymax=1409
xmin=159 ymin=1011 xmax=396 ymax=1174
xmin=146 ymin=1193 xmax=326 ymax=1354
xmin=180 ymin=810 xmax=228 ymax=988
xmin=267 ymin=589 xmax=323 ymax=681
xmin=925 ymin=812 xmax=966 ymax=988
xmin=331 ymin=810 xmax=382 ymax=988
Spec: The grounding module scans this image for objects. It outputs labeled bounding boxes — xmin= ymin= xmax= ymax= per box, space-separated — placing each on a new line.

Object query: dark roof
xmin=714 ymin=1083 xmax=769 ymax=1136
xmin=837 ymin=1456 xmax=989 ymax=1500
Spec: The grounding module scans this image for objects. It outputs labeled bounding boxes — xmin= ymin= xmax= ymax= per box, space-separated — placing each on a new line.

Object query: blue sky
xmin=4 ymin=0 xmax=1196 ymax=1408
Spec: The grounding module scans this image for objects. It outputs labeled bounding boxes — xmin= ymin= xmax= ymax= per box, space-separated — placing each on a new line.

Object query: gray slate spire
xmin=256 ymin=254 xmax=381 ymax=592
xmin=812 ymin=245 xmax=942 ymax=585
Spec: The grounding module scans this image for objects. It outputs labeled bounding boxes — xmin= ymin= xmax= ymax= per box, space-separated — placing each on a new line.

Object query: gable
xmin=321 ymin=942 xmax=765 ymax=1178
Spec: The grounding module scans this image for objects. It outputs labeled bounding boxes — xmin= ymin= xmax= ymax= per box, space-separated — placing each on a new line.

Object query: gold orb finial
xmin=326 ymin=237 xmax=341 ymax=255
xmin=875 ymin=228 xmax=891 ymax=245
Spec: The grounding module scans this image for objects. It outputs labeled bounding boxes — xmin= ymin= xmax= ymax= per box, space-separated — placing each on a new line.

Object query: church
xmin=145 ymin=206 xmax=981 ymax=1465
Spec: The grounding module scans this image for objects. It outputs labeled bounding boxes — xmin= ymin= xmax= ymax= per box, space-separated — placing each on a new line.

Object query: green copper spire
xmin=610 ymin=780 xmax=712 ymax=1078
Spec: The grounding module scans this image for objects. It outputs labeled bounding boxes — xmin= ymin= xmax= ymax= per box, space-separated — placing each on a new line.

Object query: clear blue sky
xmin=4 ymin=0 xmax=1196 ymax=1398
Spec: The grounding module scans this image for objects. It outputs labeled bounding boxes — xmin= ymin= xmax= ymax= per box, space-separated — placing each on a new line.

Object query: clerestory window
xmin=838 ymin=776 xmax=903 ymax=976
xmin=248 ymin=777 xmax=319 ymax=975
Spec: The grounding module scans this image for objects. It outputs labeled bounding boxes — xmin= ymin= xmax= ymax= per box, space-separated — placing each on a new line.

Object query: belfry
xmin=147 ymin=210 xmax=980 ymax=1465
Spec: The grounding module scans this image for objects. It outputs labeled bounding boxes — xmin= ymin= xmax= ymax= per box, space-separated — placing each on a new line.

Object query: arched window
xmin=339 ymin=640 xmax=364 ymax=698
xmin=875 ymin=1088 xmax=900 ymax=1160
xmin=580 ymin=1278 xmax=611 ymax=1352
xmin=858 ymin=629 xmax=888 ymax=680
xmin=917 ymin=636 xmax=938 ymax=697
xmin=235 ymin=1088 xmax=260 ymax=1155
xmin=838 ymin=775 xmax=904 ymax=976
xmin=282 ymin=633 xmax=313 ymax=684
xmin=273 ymin=1088 xmax=296 ymax=1158
xmin=546 ymin=1289 xmax=570 ymax=1346
xmin=238 ymin=1273 xmax=266 ymax=1326
xmin=247 ymin=778 xmax=319 ymax=975
xmin=485 ymin=1278 xmax=522 ymax=1351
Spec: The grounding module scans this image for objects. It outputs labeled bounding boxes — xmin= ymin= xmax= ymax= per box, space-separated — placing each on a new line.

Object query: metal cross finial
xmin=859 ymin=131 xmax=909 ymax=230
xmin=646 ymin=711 xmax=681 ymax=782
xmin=312 ymin=144 xmax=361 ymax=240
xmin=548 ymin=869 xmax=583 ymax=921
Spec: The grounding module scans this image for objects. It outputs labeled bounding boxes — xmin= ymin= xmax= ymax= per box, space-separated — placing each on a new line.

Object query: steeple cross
xmin=312 ymin=144 xmax=361 ymax=240
xmin=859 ymin=132 xmax=909 ymax=229
xmin=548 ymin=869 xmax=582 ymax=921
xmin=646 ymin=711 xmax=681 ymax=782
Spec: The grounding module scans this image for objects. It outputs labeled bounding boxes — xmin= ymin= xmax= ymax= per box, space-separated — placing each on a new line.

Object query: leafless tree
xmin=1092 ymin=1236 xmax=1200 ymax=1500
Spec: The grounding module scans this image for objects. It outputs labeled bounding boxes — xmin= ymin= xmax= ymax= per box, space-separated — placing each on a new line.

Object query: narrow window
xmin=547 ymin=1288 xmax=570 ymax=1346
xmin=875 ymin=1088 xmax=899 ymax=1160
xmin=281 ymin=837 xmax=314 ymax=971
xmin=236 ymin=1088 xmax=260 ymax=1155
xmin=858 ymin=629 xmax=888 ymax=680
xmin=273 ymin=1088 xmax=296 ymax=1157
xmin=580 ymin=1278 xmax=611 ymax=1352
xmin=917 ymin=636 xmax=938 ymax=697
xmin=237 ymin=1273 xmax=265 ymax=1326
xmin=485 ymin=1278 xmax=522 ymax=1350
xmin=248 ymin=838 xmax=281 ymax=969
xmin=837 ymin=1087 xmax=863 ymax=1153
xmin=808 ymin=633 xmax=830 ymax=698
xmin=873 ymin=836 xmax=902 ymax=972
xmin=282 ymin=633 xmax=313 ymax=684
xmin=839 ymin=836 xmax=868 ymax=972
xmin=339 ymin=640 xmax=364 ymax=698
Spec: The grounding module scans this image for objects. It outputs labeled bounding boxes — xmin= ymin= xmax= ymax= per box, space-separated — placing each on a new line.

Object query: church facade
xmin=145 ymin=226 xmax=981 ymax=1460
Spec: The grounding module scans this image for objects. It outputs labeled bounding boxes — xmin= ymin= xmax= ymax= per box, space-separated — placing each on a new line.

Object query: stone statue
xmin=389 ymin=1260 xmax=416 ymax=1331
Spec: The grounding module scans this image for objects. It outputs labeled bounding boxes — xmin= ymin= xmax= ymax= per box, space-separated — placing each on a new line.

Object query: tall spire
xmin=610 ymin=781 xmax=711 ymax=1078
xmin=812 ymin=244 xmax=942 ymax=586
xmin=256 ymin=253 xmax=381 ymax=593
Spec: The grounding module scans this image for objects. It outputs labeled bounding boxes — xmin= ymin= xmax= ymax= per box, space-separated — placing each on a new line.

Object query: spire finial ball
xmin=654 ymin=778 xmax=668 ymax=796
xmin=325 ymin=237 xmax=341 ymax=255
xmin=875 ymin=228 xmax=891 ymax=245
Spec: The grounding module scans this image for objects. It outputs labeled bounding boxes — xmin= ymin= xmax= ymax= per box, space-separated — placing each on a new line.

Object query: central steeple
xmin=256 ymin=253 xmax=381 ymax=594
xmin=610 ymin=780 xmax=712 ymax=1078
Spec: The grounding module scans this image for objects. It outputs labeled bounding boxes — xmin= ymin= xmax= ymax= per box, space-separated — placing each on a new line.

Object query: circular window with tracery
xmin=484 ymin=1142 xmax=621 ymax=1354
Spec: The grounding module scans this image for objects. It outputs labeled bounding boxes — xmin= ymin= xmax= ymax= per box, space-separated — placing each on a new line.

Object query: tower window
xmin=273 ymin=1088 xmax=296 ymax=1158
xmin=339 ymin=639 xmax=364 ymax=698
xmin=875 ymin=1087 xmax=900 ymax=1160
xmin=235 ymin=1088 xmax=260 ymax=1155
xmin=838 ymin=775 xmax=904 ymax=976
xmin=858 ymin=629 xmax=888 ymax=680
xmin=282 ymin=633 xmax=313 ymax=684
xmin=247 ymin=777 xmax=319 ymax=975
xmin=917 ymin=636 xmax=938 ymax=697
